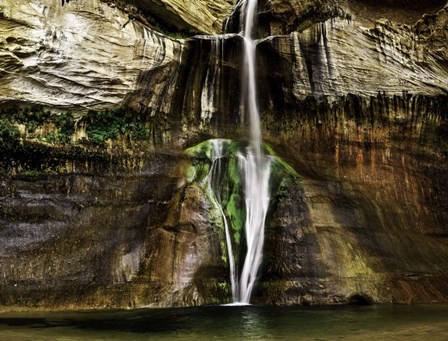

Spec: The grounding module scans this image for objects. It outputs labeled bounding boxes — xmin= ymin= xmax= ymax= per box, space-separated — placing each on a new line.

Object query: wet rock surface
xmin=0 ymin=151 xmax=230 ymax=308
xmin=256 ymin=94 xmax=448 ymax=305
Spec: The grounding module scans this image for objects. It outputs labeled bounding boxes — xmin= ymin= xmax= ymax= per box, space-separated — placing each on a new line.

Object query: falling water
xmin=204 ymin=0 xmax=271 ymax=304
xmin=241 ymin=0 xmax=262 ymax=156
xmin=236 ymin=0 xmax=271 ymax=304
xmin=208 ymin=140 xmax=238 ymax=302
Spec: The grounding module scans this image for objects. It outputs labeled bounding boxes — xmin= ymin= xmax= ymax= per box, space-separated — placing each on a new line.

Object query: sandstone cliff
xmin=0 ymin=0 xmax=447 ymax=308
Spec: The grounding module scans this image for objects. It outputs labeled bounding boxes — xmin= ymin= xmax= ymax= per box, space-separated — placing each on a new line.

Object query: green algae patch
xmin=186 ymin=139 xmax=245 ymax=267
xmin=265 ymin=144 xmax=300 ymax=179
xmin=185 ymin=139 xmax=216 ymax=159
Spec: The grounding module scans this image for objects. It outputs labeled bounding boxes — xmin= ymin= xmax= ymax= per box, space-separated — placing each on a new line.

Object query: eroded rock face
xmin=123 ymin=0 xmax=234 ymax=34
xmin=0 ymin=153 xmax=179 ymax=308
xmin=1 ymin=1 xmax=446 ymax=123
xmin=346 ymin=0 xmax=447 ymax=25
xmin=256 ymin=16 xmax=448 ymax=103
xmin=259 ymin=0 xmax=448 ymax=34
xmin=143 ymin=181 xmax=229 ymax=307
xmin=161 ymin=11 xmax=448 ymax=140
xmin=0 ymin=153 xmax=229 ymax=308
xmin=0 ymin=0 xmax=182 ymax=111
xmin=0 ymin=0 xmax=447 ymax=308
xmin=260 ymin=0 xmax=340 ymax=34
xmin=256 ymin=94 xmax=448 ymax=305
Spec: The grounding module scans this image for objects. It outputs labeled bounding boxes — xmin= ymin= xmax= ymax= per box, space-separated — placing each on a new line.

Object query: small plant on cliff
xmin=0 ymin=106 xmax=76 ymax=144
xmin=54 ymin=112 xmax=75 ymax=143
xmin=10 ymin=106 xmax=51 ymax=133
xmin=82 ymin=109 xmax=123 ymax=144
xmin=0 ymin=121 xmax=20 ymax=148
xmin=42 ymin=131 xmax=58 ymax=144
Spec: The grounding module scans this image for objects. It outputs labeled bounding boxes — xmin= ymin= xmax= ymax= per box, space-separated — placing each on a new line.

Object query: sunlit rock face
xmin=0 ymin=0 xmax=182 ymax=111
xmin=1 ymin=1 xmax=446 ymax=128
xmin=256 ymin=16 xmax=448 ymax=102
xmin=124 ymin=0 xmax=234 ymax=34
xmin=0 ymin=0 xmax=447 ymax=309
xmin=259 ymin=0 xmax=447 ymax=34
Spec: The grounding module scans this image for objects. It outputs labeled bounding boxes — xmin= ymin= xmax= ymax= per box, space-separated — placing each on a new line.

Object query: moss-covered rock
xmin=185 ymin=138 xmax=304 ymax=292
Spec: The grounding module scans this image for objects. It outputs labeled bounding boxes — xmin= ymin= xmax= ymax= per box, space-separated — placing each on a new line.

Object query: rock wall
xmin=0 ymin=0 xmax=447 ymax=308
xmin=257 ymin=93 xmax=448 ymax=305
xmin=1 ymin=1 xmax=446 ymax=125
xmin=121 ymin=0 xmax=234 ymax=34
xmin=0 ymin=0 xmax=182 ymax=111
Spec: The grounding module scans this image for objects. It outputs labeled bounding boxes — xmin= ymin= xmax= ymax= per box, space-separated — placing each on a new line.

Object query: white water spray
xmin=236 ymin=0 xmax=271 ymax=304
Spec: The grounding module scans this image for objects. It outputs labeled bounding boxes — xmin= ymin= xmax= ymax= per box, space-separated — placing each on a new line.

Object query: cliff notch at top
xmin=108 ymin=0 xmax=235 ymax=35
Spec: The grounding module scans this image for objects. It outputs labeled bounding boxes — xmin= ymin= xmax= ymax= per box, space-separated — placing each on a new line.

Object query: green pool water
xmin=0 ymin=305 xmax=447 ymax=340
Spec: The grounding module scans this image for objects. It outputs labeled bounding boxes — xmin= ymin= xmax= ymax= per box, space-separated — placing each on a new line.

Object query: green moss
xmin=42 ymin=131 xmax=58 ymax=144
xmin=265 ymin=144 xmax=300 ymax=178
xmin=54 ymin=112 xmax=75 ymax=143
xmin=186 ymin=160 xmax=211 ymax=186
xmin=185 ymin=164 xmax=198 ymax=183
xmin=0 ymin=106 xmax=155 ymax=175
xmin=185 ymin=139 xmax=214 ymax=159
xmin=19 ymin=108 xmax=51 ymax=133
xmin=2 ymin=106 xmax=51 ymax=133
xmin=0 ymin=106 xmax=75 ymax=143
xmin=225 ymin=193 xmax=244 ymax=245
xmin=0 ymin=106 xmax=155 ymax=147
xmin=0 ymin=120 xmax=20 ymax=147
xmin=82 ymin=109 xmax=123 ymax=144
xmin=80 ymin=108 xmax=151 ymax=145
xmin=186 ymin=139 xmax=244 ymax=264
xmin=129 ymin=123 xmax=150 ymax=140
xmin=185 ymin=138 xmax=301 ymax=257
xmin=199 ymin=280 xmax=232 ymax=305
xmin=21 ymin=169 xmax=45 ymax=177
xmin=224 ymin=154 xmax=245 ymax=243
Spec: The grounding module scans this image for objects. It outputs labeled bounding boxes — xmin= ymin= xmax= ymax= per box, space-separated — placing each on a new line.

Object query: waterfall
xmin=204 ymin=0 xmax=271 ymax=305
xmin=208 ymin=140 xmax=239 ymax=302
xmin=241 ymin=0 xmax=262 ymax=156
xmin=237 ymin=151 xmax=271 ymax=303
xmin=236 ymin=0 xmax=271 ymax=304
